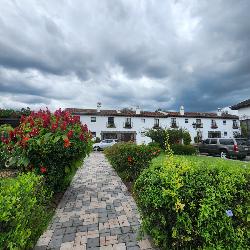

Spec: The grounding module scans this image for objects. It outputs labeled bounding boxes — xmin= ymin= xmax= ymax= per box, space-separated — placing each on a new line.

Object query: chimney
xmin=97 ymin=102 xmax=101 ymax=112
xmin=217 ymin=108 xmax=221 ymax=116
xmin=135 ymin=106 xmax=141 ymax=115
xmin=180 ymin=105 xmax=185 ymax=116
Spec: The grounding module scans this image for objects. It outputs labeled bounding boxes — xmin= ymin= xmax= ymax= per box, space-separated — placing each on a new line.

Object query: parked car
xmin=198 ymin=138 xmax=250 ymax=160
xmin=93 ymin=139 xmax=118 ymax=151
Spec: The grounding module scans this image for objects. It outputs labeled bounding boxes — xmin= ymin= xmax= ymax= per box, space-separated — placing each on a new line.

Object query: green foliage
xmin=134 ymin=154 xmax=250 ymax=249
xmin=145 ymin=128 xmax=192 ymax=149
xmin=95 ymin=137 xmax=101 ymax=143
xmin=171 ymin=144 xmax=197 ymax=155
xmin=1 ymin=109 xmax=92 ymax=191
xmin=0 ymin=107 xmax=31 ymax=118
xmin=0 ymin=125 xmax=13 ymax=169
xmin=241 ymin=123 xmax=248 ymax=138
xmin=0 ymin=173 xmax=52 ymax=249
xmin=104 ymin=142 xmax=161 ymax=182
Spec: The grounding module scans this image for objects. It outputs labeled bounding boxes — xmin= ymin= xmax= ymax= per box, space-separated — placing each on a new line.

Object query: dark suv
xmin=199 ymin=138 xmax=250 ymax=159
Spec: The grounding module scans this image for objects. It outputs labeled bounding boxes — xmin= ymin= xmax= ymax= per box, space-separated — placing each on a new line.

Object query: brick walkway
xmin=35 ymin=152 xmax=155 ymax=250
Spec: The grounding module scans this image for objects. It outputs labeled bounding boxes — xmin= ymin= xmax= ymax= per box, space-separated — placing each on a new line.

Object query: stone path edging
xmin=35 ymin=152 xmax=155 ymax=250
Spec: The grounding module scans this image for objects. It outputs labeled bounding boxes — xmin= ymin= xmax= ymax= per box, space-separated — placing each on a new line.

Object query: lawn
xmin=152 ymin=153 xmax=250 ymax=169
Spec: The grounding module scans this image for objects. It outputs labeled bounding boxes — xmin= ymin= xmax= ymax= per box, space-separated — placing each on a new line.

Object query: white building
xmin=231 ymin=99 xmax=250 ymax=137
xmin=66 ymin=104 xmax=240 ymax=144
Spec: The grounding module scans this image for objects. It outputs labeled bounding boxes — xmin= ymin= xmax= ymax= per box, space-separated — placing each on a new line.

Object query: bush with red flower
xmin=104 ymin=142 xmax=161 ymax=182
xmin=1 ymin=108 xmax=92 ymax=191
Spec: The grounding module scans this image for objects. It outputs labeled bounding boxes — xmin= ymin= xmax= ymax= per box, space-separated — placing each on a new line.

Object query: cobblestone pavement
xmin=35 ymin=152 xmax=155 ymax=250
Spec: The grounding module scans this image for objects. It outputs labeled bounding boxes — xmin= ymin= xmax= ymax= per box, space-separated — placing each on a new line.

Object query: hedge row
xmin=134 ymin=154 xmax=250 ymax=249
xmin=104 ymin=142 xmax=161 ymax=182
xmin=0 ymin=108 xmax=92 ymax=248
xmin=0 ymin=173 xmax=51 ymax=249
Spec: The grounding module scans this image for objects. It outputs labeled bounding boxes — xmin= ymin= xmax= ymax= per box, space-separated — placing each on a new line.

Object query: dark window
xmin=91 ymin=117 xmax=96 ymax=122
xmin=126 ymin=117 xmax=131 ymax=123
xmin=219 ymin=139 xmax=234 ymax=145
xmin=224 ymin=131 xmax=227 ymax=136
xmin=210 ymin=139 xmax=217 ymax=144
xmin=108 ymin=117 xmax=114 ymax=124
xmin=154 ymin=118 xmax=159 ymax=126
xmin=196 ymin=119 xmax=201 ymax=124
xmin=91 ymin=132 xmax=96 ymax=137
xmin=204 ymin=139 xmax=210 ymax=144
xmin=223 ymin=120 xmax=226 ymax=125
xmin=171 ymin=118 xmax=176 ymax=123
xmin=185 ymin=118 xmax=188 ymax=123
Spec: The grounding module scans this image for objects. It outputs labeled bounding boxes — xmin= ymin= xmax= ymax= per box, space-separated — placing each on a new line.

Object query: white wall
xmin=80 ymin=115 xmax=240 ymax=144
xmin=237 ymin=107 xmax=250 ymax=120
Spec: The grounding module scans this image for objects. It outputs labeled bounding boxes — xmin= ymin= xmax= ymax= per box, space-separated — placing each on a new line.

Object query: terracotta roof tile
xmin=65 ymin=108 xmax=238 ymax=119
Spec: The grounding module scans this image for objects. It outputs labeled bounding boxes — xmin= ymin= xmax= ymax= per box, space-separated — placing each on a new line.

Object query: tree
xmin=145 ymin=128 xmax=191 ymax=149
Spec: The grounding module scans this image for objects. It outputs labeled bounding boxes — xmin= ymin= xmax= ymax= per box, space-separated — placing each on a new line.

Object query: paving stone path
xmin=35 ymin=152 xmax=155 ymax=250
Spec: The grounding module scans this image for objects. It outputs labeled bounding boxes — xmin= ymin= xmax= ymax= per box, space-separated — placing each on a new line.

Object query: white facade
xmin=237 ymin=106 xmax=250 ymax=120
xmin=79 ymin=112 xmax=240 ymax=144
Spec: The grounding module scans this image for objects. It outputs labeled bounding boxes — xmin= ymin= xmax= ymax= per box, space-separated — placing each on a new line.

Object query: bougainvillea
xmin=1 ymin=108 xmax=92 ymax=191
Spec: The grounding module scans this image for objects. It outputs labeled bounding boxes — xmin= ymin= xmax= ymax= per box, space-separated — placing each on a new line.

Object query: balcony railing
xmin=123 ymin=122 xmax=133 ymax=128
xmin=232 ymin=124 xmax=239 ymax=129
xmin=170 ymin=122 xmax=179 ymax=128
xmin=192 ymin=122 xmax=203 ymax=128
xmin=106 ymin=122 xmax=116 ymax=128
xmin=211 ymin=124 xmax=218 ymax=129
xmin=153 ymin=124 xmax=161 ymax=129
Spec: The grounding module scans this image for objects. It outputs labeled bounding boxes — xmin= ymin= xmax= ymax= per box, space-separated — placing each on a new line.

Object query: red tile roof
xmin=65 ymin=108 xmax=239 ymax=119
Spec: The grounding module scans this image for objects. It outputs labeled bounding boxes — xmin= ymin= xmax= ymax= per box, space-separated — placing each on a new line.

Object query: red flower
xmin=128 ymin=156 xmax=133 ymax=162
xmin=51 ymin=123 xmax=58 ymax=132
xmin=79 ymin=133 xmax=84 ymax=141
xmin=67 ymin=130 xmax=73 ymax=139
xmin=64 ymin=137 xmax=71 ymax=148
xmin=60 ymin=121 xmax=67 ymax=131
xmin=40 ymin=166 xmax=47 ymax=174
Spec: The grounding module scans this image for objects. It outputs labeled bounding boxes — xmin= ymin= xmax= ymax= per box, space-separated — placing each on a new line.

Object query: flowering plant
xmin=1 ymin=108 xmax=92 ymax=191
xmin=104 ymin=142 xmax=161 ymax=181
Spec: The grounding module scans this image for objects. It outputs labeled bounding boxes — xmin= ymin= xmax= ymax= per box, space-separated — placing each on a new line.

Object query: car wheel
xmin=220 ymin=150 xmax=228 ymax=159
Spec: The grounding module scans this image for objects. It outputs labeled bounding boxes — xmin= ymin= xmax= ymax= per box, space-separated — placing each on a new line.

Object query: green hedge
xmin=134 ymin=155 xmax=250 ymax=249
xmin=171 ymin=144 xmax=197 ymax=155
xmin=104 ymin=142 xmax=161 ymax=182
xmin=0 ymin=173 xmax=51 ymax=249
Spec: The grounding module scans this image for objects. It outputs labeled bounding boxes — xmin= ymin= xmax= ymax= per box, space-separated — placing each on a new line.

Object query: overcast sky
xmin=0 ymin=0 xmax=249 ymax=112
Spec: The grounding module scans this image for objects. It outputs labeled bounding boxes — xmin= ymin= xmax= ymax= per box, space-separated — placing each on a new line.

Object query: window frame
xmin=91 ymin=116 xmax=96 ymax=122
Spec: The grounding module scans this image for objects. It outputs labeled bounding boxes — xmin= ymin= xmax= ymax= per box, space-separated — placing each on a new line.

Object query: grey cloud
xmin=0 ymin=0 xmax=249 ymax=111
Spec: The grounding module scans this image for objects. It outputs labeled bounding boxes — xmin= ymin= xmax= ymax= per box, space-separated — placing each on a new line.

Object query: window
xmin=154 ymin=118 xmax=159 ymax=126
xmin=219 ymin=139 xmax=234 ymax=145
xmin=185 ymin=118 xmax=188 ymax=123
xmin=171 ymin=118 xmax=176 ymax=123
xmin=141 ymin=118 xmax=145 ymax=123
xmin=196 ymin=119 xmax=201 ymax=124
xmin=204 ymin=139 xmax=210 ymax=144
xmin=108 ymin=117 xmax=114 ymax=124
xmin=91 ymin=117 xmax=96 ymax=122
xmin=223 ymin=120 xmax=226 ymax=125
xmin=126 ymin=117 xmax=131 ymax=123
xmin=224 ymin=131 xmax=227 ymax=136
xmin=91 ymin=132 xmax=96 ymax=137
xmin=141 ymin=131 xmax=145 ymax=137
xmin=233 ymin=120 xmax=238 ymax=128
xmin=210 ymin=139 xmax=217 ymax=144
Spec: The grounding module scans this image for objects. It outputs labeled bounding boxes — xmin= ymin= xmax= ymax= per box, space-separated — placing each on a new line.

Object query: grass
xmin=152 ymin=153 xmax=250 ymax=169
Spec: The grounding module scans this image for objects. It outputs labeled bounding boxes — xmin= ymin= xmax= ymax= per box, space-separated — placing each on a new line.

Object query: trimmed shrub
xmin=134 ymin=155 xmax=250 ymax=249
xmin=104 ymin=142 xmax=161 ymax=182
xmin=0 ymin=173 xmax=51 ymax=249
xmin=1 ymin=109 xmax=92 ymax=191
xmin=171 ymin=144 xmax=197 ymax=155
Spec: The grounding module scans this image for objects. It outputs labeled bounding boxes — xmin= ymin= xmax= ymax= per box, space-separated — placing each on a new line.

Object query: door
xmin=209 ymin=138 xmax=218 ymax=154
